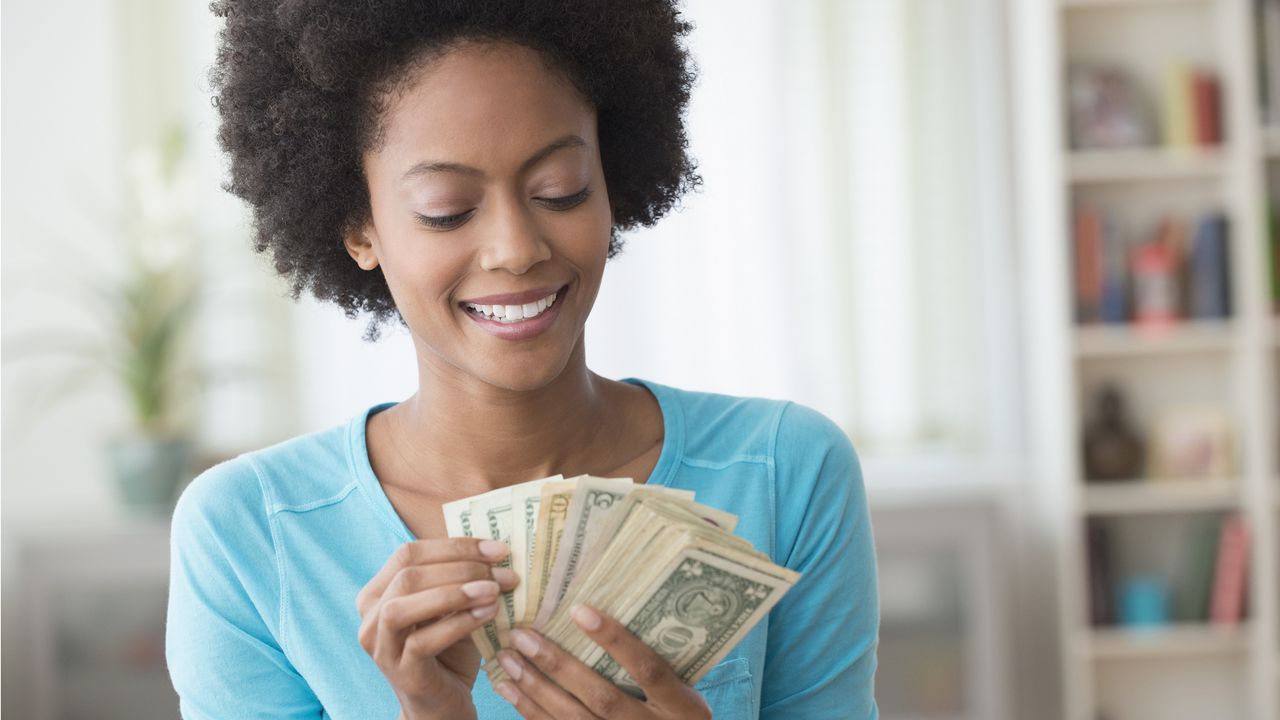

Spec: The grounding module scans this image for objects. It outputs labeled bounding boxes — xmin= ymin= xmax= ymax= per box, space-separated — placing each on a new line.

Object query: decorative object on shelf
xmin=1131 ymin=216 xmax=1184 ymax=327
xmin=1082 ymin=384 xmax=1145 ymax=482
xmin=1162 ymin=63 xmax=1222 ymax=149
xmin=1068 ymin=66 xmax=1154 ymax=150
xmin=1117 ymin=575 xmax=1170 ymax=628
xmin=1187 ymin=212 xmax=1232 ymax=320
xmin=1149 ymin=407 xmax=1235 ymax=479
xmin=1209 ymin=511 xmax=1250 ymax=624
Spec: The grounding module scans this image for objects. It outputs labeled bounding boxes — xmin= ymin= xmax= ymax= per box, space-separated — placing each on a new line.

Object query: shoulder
xmin=172 ymin=405 xmax=374 ymax=531
xmin=636 ymin=378 xmax=856 ymax=469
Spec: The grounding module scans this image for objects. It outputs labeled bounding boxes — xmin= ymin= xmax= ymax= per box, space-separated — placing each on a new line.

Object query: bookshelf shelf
xmin=1062 ymin=0 xmax=1213 ymax=9
xmin=1073 ymin=321 xmax=1236 ymax=357
xmin=1067 ymin=147 xmax=1226 ymax=184
xmin=1087 ymin=623 xmax=1250 ymax=660
xmin=1080 ymin=478 xmax=1240 ymax=515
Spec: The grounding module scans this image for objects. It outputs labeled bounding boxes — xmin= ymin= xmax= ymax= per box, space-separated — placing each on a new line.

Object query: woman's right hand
xmin=357 ymin=538 xmax=518 ymax=720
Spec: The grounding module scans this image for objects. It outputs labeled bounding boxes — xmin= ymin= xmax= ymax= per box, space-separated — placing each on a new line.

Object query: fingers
xmin=494 ymin=679 xmax=558 ymax=720
xmin=357 ymin=538 xmax=509 ymax=615
xmin=401 ymin=600 xmax=498 ymax=662
xmin=358 ymin=580 xmax=498 ymax=660
xmin=386 ymin=561 xmax=518 ymax=599
xmin=568 ymin=604 xmax=698 ymax=711
xmin=499 ymin=628 xmax=635 ymax=720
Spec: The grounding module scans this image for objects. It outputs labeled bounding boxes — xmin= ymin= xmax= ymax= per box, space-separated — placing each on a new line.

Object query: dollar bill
xmin=533 ymin=476 xmax=637 ymax=627
xmin=508 ymin=475 xmax=563 ymax=628
xmin=523 ymin=476 xmax=583 ymax=624
xmin=441 ymin=485 xmax=511 ymax=660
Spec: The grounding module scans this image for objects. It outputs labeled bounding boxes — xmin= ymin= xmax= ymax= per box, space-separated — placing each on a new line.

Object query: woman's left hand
xmin=494 ymin=604 xmax=712 ymax=720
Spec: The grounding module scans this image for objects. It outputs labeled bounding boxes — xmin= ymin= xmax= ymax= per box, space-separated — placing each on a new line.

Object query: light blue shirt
xmin=166 ymin=378 xmax=879 ymax=719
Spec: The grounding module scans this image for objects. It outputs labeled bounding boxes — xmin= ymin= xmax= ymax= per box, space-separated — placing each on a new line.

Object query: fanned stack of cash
xmin=441 ymin=474 xmax=799 ymax=696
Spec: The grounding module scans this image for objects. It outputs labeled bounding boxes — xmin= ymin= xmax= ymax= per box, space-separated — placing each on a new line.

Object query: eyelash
xmin=415 ymin=188 xmax=593 ymax=230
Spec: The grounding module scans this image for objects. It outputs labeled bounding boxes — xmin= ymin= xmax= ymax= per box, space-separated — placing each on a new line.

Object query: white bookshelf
xmin=1020 ymin=1 xmax=1280 ymax=719
xmin=1067 ymin=146 xmax=1227 ymax=183
xmin=1087 ymin=622 xmax=1252 ymax=659
xmin=1080 ymin=477 xmax=1241 ymax=515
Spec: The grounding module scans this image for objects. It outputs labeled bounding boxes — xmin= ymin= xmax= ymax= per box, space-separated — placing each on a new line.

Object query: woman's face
xmin=349 ymin=41 xmax=613 ymax=392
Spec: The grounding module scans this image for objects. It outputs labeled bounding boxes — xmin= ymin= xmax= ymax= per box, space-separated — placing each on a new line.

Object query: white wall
xmin=2 ymin=0 xmax=128 ymax=523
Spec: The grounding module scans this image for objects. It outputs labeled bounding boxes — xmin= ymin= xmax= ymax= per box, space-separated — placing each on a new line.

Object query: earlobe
xmin=343 ymin=223 xmax=380 ymax=271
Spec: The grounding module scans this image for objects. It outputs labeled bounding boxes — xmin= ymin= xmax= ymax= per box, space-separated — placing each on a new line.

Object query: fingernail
xmin=496 ymin=680 xmax=520 ymax=704
xmin=470 ymin=602 xmax=498 ymax=620
xmin=479 ymin=540 xmax=508 ymax=559
xmin=498 ymin=651 xmax=524 ymax=682
xmin=511 ymin=629 xmax=540 ymax=657
xmin=461 ymin=580 xmax=499 ymax=599
xmin=492 ymin=567 xmax=519 ymax=586
xmin=571 ymin=604 xmax=603 ymax=631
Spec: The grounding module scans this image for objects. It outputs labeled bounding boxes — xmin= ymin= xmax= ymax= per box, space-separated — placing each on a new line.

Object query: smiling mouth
xmin=460 ymin=284 xmax=569 ymax=323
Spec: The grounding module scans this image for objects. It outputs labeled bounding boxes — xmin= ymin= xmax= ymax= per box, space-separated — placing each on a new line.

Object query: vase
xmin=105 ymin=435 xmax=193 ymax=517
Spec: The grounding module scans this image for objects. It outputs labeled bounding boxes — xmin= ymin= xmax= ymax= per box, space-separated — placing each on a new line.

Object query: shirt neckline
xmin=347 ymin=377 xmax=685 ymax=542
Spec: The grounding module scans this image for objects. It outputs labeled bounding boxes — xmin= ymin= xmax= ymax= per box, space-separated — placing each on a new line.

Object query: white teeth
xmin=465 ymin=289 xmax=560 ymax=323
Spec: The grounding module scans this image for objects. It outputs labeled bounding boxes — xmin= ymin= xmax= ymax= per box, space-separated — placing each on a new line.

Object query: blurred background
xmin=2 ymin=0 xmax=1278 ymax=719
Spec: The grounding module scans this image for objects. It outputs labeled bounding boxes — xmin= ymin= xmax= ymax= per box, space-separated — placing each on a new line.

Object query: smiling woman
xmin=165 ymin=2 xmax=879 ymax=719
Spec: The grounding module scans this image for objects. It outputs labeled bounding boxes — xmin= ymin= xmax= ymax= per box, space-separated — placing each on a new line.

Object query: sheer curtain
xmin=275 ymin=0 xmax=1022 ymax=483
xmin=586 ymin=0 xmax=1021 ymax=478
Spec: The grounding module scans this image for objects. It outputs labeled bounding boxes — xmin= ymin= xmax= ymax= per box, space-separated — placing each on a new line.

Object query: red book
xmin=1193 ymin=71 xmax=1222 ymax=146
xmin=1075 ymin=207 xmax=1103 ymax=323
xmin=1209 ymin=512 xmax=1249 ymax=624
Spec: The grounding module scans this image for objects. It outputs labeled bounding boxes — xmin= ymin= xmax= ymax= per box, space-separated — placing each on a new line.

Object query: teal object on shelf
xmin=1117 ymin=576 xmax=1170 ymax=628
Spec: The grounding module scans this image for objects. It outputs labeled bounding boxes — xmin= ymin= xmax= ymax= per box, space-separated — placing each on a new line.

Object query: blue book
xmin=1099 ymin=210 xmax=1130 ymax=324
xmin=1188 ymin=213 xmax=1231 ymax=320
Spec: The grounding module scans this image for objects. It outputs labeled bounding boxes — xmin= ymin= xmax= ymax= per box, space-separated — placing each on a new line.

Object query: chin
xmin=471 ymin=351 xmax=575 ymax=394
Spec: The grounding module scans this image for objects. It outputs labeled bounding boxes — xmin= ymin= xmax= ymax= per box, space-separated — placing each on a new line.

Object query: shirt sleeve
xmin=166 ymin=458 xmax=325 ymax=719
xmin=761 ymin=402 xmax=880 ymax=719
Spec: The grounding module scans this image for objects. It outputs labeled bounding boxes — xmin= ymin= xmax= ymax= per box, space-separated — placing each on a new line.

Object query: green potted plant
xmin=6 ymin=126 xmax=203 ymax=516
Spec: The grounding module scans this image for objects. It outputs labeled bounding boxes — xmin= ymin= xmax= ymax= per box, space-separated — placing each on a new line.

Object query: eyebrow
xmin=401 ymin=134 xmax=588 ymax=181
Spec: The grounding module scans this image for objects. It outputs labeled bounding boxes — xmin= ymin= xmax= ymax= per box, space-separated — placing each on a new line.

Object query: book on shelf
xmin=1187 ymin=212 xmax=1231 ymax=320
xmin=1089 ymin=511 xmax=1249 ymax=628
xmin=1269 ymin=201 xmax=1280 ymax=312
xmin=1073 ymin=208 xmax=1233 ymax=326
xmin=1209 ymin=511 xmax=1249 ymax=624
xmin=1162 ymin=63 xmax=1221 ymax=149
xmin=1073 ymin=206 xmax=1129 ymax=325
xmin=1260 ymin=0 xmax=1280 ymax=125
xmin=1174 ymin=515 xmax=1220 ymax=622
xmin=1087 ymin=519 xmax=1114 ymax=626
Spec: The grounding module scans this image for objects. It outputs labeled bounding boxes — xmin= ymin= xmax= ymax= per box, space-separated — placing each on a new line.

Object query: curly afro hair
xmin=209 ymin=0 xmax=702 ymax=338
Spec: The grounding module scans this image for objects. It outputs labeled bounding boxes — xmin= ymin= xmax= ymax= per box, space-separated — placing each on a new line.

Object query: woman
xmin=166 ymin=1 xmax=879 ymax=718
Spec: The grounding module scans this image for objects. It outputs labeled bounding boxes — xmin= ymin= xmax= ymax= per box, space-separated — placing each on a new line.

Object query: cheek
xmin=376 ymin=235 xmax=470 ymax=312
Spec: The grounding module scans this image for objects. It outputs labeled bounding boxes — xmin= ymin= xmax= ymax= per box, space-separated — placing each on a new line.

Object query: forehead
xmin=374 ymin=41 xmax=597 ymax=174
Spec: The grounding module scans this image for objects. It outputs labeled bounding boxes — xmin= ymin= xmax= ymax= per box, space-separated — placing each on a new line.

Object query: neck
xmin=389 ymin=335 xmax=619 ymax=498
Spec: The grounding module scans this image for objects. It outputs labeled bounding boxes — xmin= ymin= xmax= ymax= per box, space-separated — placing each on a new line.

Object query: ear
xmin=343 ymin=220 xmax=380 ymax=271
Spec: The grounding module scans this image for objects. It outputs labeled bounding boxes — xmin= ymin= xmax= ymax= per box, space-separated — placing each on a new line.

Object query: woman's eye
xmin=538 ymin=187 xmax=592 ymax=211
xmin=415 ymin=209 xmax=474 ymax=230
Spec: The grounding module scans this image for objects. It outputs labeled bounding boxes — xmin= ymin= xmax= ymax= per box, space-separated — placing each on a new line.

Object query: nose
xmin=477 ymin=193 xmax=552 ymax=275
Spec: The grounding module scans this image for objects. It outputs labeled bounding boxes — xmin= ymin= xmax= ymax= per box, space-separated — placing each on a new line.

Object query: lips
xmin=458 ymin=284 xmax=567 ymax=307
